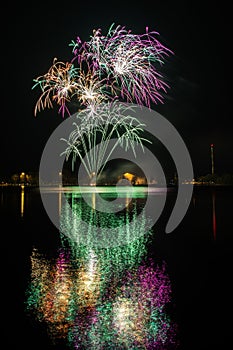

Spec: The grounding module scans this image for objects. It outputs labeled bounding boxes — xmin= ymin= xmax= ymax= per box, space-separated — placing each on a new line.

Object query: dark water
xmin=2 ymin=185 xmax=233 ymax=349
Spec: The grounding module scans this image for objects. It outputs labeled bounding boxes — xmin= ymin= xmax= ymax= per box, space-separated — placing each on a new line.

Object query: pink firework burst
xmin=71 ymin=23 xmax=174 ymax=108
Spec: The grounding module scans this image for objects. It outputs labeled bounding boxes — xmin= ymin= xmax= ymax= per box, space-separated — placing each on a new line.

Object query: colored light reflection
xmin=60 ymin=190 xmax=151 ymax=249
xmin=26 ymin=248 xmax=74 ymax=339
xmin=20 ymin=185 xmax=24 ymax=217
xmin=25 ymin=193 xmax=178 ymax=348
xmin=59 ymin=194 xmax=152 ymax=284
xmin=70 ymin=260 xmax=177 ymax=349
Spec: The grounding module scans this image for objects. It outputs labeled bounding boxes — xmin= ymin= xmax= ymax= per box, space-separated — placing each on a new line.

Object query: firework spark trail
xmin=60 ymin=102 xmax=150 ymax=181
xmin=71 ymin=23 xmax=173 ymax=108
xmin=34 ymin=24 xmax=173 ymax=117
xmin=33 ymin=58 xmax=79 ymax=117
xmin=71 ymin=63 xmax=109 ymax=112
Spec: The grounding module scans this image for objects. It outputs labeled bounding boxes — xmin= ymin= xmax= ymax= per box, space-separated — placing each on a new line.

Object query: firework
xmin=60 ymin=102 xmax=150 ymax=183
xmin=72 ymin=63 xmax=109 ymax=111
xmin=33 ymin=58 xmax=79 ymax=117
xmin=71 ymin=23 xmax=173 ymax=108
xmin=33 ymin=25 xmax=171 ymax=184
xmin=33 ymin=24 xmax=173 ymax=117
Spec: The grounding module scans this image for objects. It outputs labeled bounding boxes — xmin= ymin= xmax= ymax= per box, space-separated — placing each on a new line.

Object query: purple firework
xmin=70 ymin=23 xmax=174 ymax=108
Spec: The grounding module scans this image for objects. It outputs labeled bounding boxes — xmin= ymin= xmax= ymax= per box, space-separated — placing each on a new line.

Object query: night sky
xmin=2 ymin=1 xmax=232 ymax=179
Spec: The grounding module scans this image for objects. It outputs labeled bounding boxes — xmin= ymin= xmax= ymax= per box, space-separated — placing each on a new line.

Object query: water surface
xmin=2 ymin=185 xmax=232 ymax=349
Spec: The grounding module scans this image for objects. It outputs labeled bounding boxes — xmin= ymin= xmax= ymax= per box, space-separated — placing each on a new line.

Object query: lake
xmin=2 ymin=185 xmax=232 ymax=349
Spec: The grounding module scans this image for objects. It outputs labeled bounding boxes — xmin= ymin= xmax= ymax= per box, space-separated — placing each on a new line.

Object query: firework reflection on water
xmin=25 ymin=195 xmax=178 ymax=349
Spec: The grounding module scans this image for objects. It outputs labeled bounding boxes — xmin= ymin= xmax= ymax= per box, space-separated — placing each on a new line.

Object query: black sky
xmin=2 ymin=1 xmax=232 ymax=179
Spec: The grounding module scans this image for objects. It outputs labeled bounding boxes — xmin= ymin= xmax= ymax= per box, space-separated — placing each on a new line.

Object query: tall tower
xmin=210 ymin=144 xmax=214 ymax=175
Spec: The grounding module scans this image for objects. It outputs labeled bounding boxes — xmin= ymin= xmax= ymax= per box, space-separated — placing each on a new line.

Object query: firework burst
xmin=73 ymin=63 xmax=109 ymax=112
xmin=33 ymin=58 xmax=79 ymax=117
xmin=71 ymin=23 xmax=173 ymax=108
xmin=60 ymin=102 xmax=150 ymax=182
xmin=34 ymin=24 xmax=173 ymax=117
